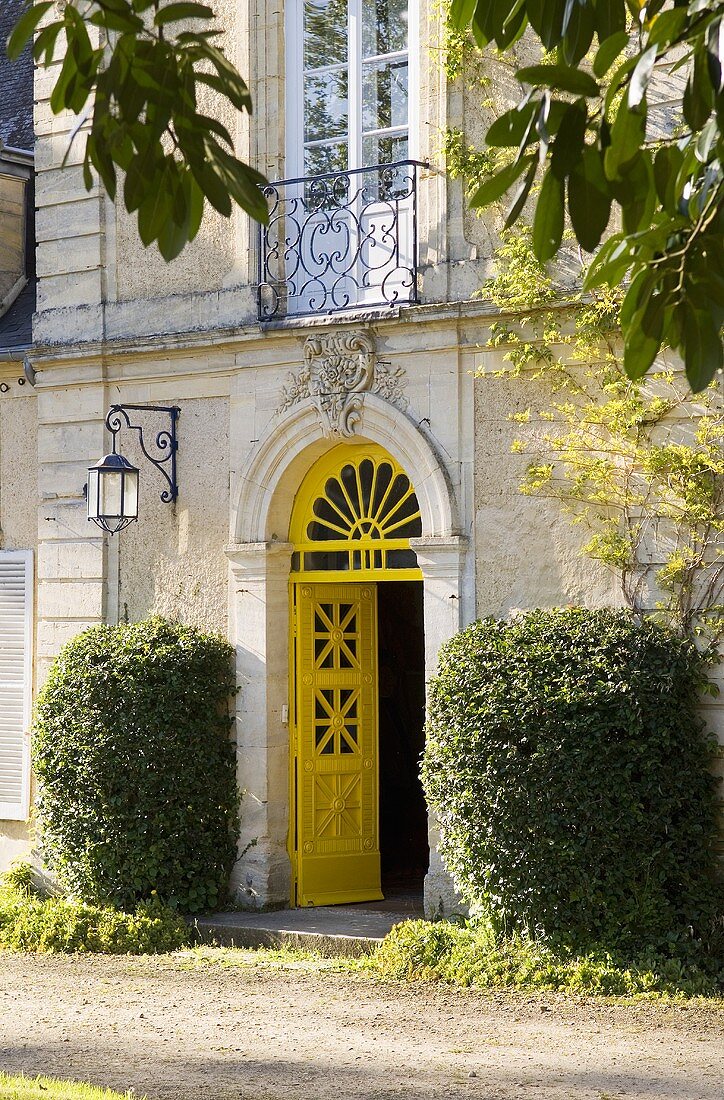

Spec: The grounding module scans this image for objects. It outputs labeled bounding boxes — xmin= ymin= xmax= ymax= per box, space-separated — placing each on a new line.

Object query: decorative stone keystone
xmin=278 ymin=331 xmax=407 ymax=438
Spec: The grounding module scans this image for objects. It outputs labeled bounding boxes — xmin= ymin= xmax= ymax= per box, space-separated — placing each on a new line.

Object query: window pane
xmin=362 ymin=134 xmax=408 ymax=175
xmin=361 ymin=0 xmax=408 ymax=58
xmin=304 ymin=141 xmax=349 ymax=179
xmin=304 ymin=0 xmax=348 ymax=69
xmin=362 ymin=58 xmax=408 ymax=132
xmin=305 ymin=69 xmax=349 ymax=142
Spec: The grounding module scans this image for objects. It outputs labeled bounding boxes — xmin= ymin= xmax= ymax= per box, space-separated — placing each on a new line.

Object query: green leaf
xmin=592 ymin=30 xmax=629 ymax=78
xmin=469 ymin=154 xmax=536 ymax=208
xmin=191 ymin=160 xmax=233 ymax=217
xmin=486 ymin=101 xmax=537 ymax=147
xmin=157 ymin=215 xmax=190 ymax=263
xmin=504 ymin=158 xmax=538 ymax=229
xmin=629 ymin=45 xmax=658 ymax=109
xmin=533 ymin=169 xmax=565 ymax=262
xmin=561 ymin=0 xmax=596 ymax=66
xmin=186 ymin=176 xmax=205 ymax=241
xmin=683 ymin=51 xmax=713 ymax=132
xmin=706 ymin=16 xmax=724 ymax=94
xmin=568 ymin=146 xmax=611 ymax=252
xmin=517 ymin=63 xmax=600 ymax=97
xmin=623 ymin=289 xmax=666 ymax=380
xmin=138 ymin=175 xmax=172 ymax=248
xmin=449 ymin=0 xmax=477 ymax=33
xmin=550 ymin=99 xmax=587 ymax=179
xmin=653 ymin=145 xmax=685 ymax=212
xmin=6 ymin=1 xmax=54 ymax=61
xmin=620 ymin=266 xmax=655 ymax=329
xmin=604 ymin=101 xmax=646 ymax=180
xmin=682 ymin=303 xmax=724 ymax=391
xmin=583 ymin=234 xmax=631 ymax=290
xmin=595 ymin=0 xmax=626 ymax=41
xmin=497 ymin=0 xmax=528 ymax=49
xmin=32 ymin=21 xmax=63 ymax=66
xmin=526 ymin=0 xmax=566 ymax=49
xmin=155 ymin=3 xmax=215 ymax=26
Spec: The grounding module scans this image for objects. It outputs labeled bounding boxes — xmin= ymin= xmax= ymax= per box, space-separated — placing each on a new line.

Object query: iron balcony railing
xmin=257 ymin=160 xmax=424 ymax=322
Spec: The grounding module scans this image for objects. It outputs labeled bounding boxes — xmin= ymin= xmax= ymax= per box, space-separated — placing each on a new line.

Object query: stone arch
xmin=230 ymin=394 xmax=458 ymax=545
xmin=227 ymin=393 xmax=466 ymax=918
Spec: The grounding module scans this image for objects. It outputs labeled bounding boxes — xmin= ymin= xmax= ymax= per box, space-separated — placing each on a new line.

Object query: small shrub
xmin=421 ymin=609 xmax=723 ymax=956
xmin=33 ymin=617 xmax=239 ymax=914
xmin=0 ymin=881 xmax=188 ymax=954
xmin=375 ymin=920 xmax=723 ymax=998
xmin=1 ymin=860 xmax=34 ymax=894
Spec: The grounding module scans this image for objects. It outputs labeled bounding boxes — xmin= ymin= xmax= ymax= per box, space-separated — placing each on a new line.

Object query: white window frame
xmin=0 ymin=549 xmax=34 ymax=821
xmin=285 ymin=0 xmax=419 ymax=180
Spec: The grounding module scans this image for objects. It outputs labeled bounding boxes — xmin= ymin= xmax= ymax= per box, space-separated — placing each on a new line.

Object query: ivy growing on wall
xmin=437 ymin=5 xmax=723 ymax=641
xmin=478 ymin=226 xmax=724 ymax=643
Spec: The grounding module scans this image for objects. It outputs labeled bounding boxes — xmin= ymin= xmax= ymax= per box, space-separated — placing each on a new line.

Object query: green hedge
xmin=33 ymin=617 xmax=239 ymax=913
xmin=421 ymin=609 xmax=723 ymax=957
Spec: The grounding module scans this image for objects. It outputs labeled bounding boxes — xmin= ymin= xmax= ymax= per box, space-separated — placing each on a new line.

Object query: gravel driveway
xmin=0 ymin=952 xmax=722 ymax=1099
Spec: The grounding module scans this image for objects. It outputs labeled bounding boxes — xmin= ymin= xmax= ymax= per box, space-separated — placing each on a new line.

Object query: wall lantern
xmin=87 ymin=404 xmax=180 ymax=535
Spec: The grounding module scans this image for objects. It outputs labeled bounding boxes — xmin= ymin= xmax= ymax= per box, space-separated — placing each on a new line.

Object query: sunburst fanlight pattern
xmin=292 ymin=453 xmax=422 ymax=574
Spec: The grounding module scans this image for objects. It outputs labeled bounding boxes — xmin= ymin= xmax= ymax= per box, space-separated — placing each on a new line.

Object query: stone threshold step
xmin=191 ymin=905 xmax=416 ymax=957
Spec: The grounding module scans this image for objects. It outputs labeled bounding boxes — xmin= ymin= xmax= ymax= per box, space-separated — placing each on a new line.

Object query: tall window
xmin=288 ymin=0 xmax=411 ymax=179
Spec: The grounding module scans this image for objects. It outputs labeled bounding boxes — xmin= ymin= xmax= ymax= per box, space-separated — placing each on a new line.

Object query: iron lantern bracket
xmin=105 ymin=404 xmax=180 ymax=504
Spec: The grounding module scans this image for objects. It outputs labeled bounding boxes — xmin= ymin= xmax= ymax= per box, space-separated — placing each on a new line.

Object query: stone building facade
xmin=0 ymin=1 xmax=721 ymax=911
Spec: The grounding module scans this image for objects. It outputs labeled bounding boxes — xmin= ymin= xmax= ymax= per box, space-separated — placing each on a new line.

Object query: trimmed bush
xmin=33 ymin=617 xmax=239 ymax=914
xmin=421 ymin=609 xmax=723 ymax=955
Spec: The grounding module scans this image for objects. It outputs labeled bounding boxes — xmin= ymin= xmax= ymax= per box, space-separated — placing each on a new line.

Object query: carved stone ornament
xmin=279 ymin=332 xmax=408 ymax=438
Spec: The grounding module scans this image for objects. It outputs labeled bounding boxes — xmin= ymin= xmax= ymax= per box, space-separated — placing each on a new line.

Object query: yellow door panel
xmin=294 ymin=582 xmax=382 ymax=906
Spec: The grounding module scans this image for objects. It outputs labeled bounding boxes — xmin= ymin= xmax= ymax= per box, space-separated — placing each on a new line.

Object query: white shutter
xmin=0 ymin=550 xmax=33 ymax=820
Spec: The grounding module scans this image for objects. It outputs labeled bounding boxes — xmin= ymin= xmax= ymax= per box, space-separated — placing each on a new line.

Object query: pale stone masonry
xmin=0 ymin=1 xmax=721 ymax=905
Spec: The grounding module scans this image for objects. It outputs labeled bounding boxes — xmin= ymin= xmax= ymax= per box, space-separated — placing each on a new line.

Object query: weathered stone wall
xmin=0 ymin=387 xmax=37 ymax=552
xmin=116 ymin=394 xmax=230 ymax=634
xmin=471 ymin=362 xmax=618 ymax=616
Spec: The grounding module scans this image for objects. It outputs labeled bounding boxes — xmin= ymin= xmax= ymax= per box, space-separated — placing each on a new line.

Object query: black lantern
xmin=87 ymin=404 xmax=179 ymax=535
xmin=87 ymin=451 xmax=139 ymax=534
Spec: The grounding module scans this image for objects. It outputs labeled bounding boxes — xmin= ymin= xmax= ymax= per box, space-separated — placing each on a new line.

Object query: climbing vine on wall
xmin=478 ymin=226 xmax=724 ymax=643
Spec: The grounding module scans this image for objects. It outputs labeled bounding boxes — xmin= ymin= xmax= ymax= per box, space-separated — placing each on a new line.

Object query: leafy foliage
xmin=375 ymin=920 xmax=724 ymax=997
xmin=0 ymin=868 xmax=188 ymax=953
xmin=7 ymin=1 xmax=268 ymax=260
xmin=449 ymin=0 xmax=724 ymax=391
xmin=421 ymin=609 xmax=723 ymax=956
xmin=480 ymin=226 xmax=724 ymax=639
xmin=32 ymin=617 xmax=239 ymax=914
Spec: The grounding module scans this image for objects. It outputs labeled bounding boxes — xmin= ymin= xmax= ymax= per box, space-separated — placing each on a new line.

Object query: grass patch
xmin=374 ymin=920 xmax=724 ymax=999
xmin=0 ymin=1073 xmax=142 ymax=1100
xmin=172 ymin=945 xmax=373 ymax=974
xmin=0 ymin=871 xmax=188 ymax=955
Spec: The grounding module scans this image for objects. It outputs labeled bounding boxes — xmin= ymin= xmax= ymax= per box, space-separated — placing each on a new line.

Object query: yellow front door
xmin=293 ymin=581 xmax=382 ymax=906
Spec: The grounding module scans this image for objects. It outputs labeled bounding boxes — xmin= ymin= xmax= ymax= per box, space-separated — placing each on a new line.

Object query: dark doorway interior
xmin=377 ymin=581 xmax=428 ymax=893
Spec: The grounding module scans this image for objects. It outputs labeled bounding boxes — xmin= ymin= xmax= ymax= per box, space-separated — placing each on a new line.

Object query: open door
xmin=293 ymin=581 xmax=382 ymax=906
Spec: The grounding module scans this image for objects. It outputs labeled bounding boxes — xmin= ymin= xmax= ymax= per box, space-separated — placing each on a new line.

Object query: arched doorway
xmin=288 ymin=442 xmax=428 ymax=906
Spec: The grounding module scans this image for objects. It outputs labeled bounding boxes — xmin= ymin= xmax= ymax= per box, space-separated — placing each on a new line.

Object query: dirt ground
xmin=0 ymin=952 xmax=722 ymax=1100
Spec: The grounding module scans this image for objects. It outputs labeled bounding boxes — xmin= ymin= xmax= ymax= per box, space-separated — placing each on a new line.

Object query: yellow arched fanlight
xmin=289 ymin=443 xmax=422 ymax=580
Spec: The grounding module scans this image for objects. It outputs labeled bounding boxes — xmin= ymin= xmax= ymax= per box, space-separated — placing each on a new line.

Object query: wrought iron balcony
xmin=257 ymin=160 xmax=423 ymax=322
